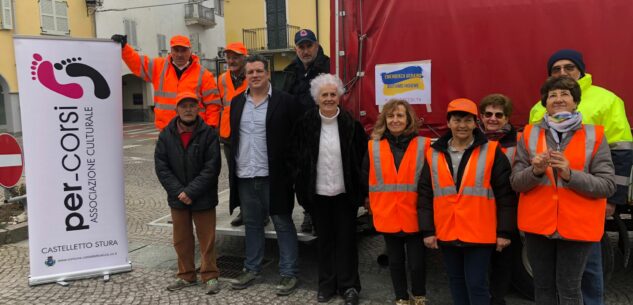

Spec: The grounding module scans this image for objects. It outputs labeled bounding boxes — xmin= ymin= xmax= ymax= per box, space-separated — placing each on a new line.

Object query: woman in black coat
xmin=290 ymin=73 xmax=367 ymax=305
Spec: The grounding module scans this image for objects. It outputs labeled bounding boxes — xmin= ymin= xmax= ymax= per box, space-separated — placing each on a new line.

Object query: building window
xmin=0 ymin=89 xmax=5 ymax=126
xmin=132 ymin=93 xmax=143 ymax=106
xmin=123 ymin=19 xmax=138 ymax=48
xmin=40 ymin=0 xmax=69 ymax=35
xmin=157 ymin=34 xmax=167 ymax=57
xmin=214 ymin=0 xmax=224 ymax=16
xmin=1 ymin=0 xmax=13 ymax=30
xmin=189 ymin=33 xmax=201 ymax=56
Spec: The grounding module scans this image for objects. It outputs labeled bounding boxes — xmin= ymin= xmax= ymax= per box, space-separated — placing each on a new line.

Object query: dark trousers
xmin=171 ymin=208 xmax=218 ymax=282
xmin=313 ymin=194 xmax=361 ymax=295
xmin=222 ymin=140 xmax=239 ymax=216
xmin=525 ymin=233 xmax=593 ymax=305
xmin=490 ymin=233 xmax=518 ymax=305
xmin=441 ymin=245 xmax=494 ymax=305
xmin=383 ymin=234 xmax=427 ymax=300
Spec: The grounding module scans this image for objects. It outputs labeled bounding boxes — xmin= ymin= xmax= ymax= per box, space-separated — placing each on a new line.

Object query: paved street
xmin=0 ymin=122 xmax=632 ymax=304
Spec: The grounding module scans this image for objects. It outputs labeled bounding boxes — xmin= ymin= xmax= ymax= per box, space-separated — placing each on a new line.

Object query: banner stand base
xmin=30 ymin=262 xmax=133 ymax=286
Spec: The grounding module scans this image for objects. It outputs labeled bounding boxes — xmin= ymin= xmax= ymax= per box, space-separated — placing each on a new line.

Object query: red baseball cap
xmin=170 ymin=35 xmax=191 ymax=48
xmin=224 ymin=42 xmax=248 ymax=55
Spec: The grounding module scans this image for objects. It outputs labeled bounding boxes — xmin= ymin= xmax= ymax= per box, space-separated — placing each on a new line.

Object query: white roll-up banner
xmin=14 ymin=36 xmax=131 ymax=285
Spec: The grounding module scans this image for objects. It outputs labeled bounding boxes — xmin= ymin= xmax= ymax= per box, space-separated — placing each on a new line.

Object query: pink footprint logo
xmin=30 ymin=53 xmax=84 ymax=99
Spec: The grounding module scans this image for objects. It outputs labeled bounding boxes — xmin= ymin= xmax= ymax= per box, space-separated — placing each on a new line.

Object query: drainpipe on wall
xmin=315 ymin=0 xmax=319 ymax=39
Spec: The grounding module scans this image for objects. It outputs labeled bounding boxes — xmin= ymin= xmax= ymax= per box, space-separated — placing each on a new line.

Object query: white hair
xmin=309 ymin=73 xmax=345 ymax=103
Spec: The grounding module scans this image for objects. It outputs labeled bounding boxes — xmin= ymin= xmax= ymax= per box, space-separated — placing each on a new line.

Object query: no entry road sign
xmin=0 ymin=133 xmax=23 ymax=188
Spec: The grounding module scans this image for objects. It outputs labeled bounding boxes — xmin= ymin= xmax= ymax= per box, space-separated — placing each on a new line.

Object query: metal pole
xmin=3 ymin=187 xmax=10 ymax=203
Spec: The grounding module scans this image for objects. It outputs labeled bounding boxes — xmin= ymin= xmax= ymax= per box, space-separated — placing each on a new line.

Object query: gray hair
xmin=309 ymin=73 xmax=345 ymax=102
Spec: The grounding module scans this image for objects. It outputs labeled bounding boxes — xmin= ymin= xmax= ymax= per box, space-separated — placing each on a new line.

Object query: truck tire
xmin=512 ymin=233 xmax=614 ymax=301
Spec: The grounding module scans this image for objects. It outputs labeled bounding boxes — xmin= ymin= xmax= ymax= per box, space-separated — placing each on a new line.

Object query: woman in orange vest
xmin=364 ymin=99 xmax=431 ymax=305
xmin=510 ymin=76 xmax=615 ymax=305
xmin=478 ymin=94 xmax=520 ymax=305
xmin=420 ymin=98 xmax=517 ymax=305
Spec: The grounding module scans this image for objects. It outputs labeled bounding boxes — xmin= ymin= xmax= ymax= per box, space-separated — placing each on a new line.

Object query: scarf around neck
xmin=544 ymin=111 xmax=583 ymax=149
xmin=484 ymin=123 xmax=512 ymax=141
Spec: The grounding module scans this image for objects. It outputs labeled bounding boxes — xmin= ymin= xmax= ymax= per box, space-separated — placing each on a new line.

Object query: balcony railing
xmin=185 ymin=3 xmax=216 ymax=28
xmin=243 ymin=25 xmax=300 ymax=52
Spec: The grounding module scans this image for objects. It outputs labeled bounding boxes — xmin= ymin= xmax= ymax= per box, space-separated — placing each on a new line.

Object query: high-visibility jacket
xmin=518 ymin=124 xmax=606 ymax=242
xmin=121 ymin=44 xmax=221 ymax=130
xmin=368 ymin=136 xmax=431 ymax=233
xmin=218 ymin=70 xmax=247 ymax=139
xmin=427 ymin=141 xmax=498 ymax=244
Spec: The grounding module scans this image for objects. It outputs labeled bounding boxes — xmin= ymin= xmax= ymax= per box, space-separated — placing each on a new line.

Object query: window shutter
xmin=55 ymin=0 xmax=69 ymax=34
xmin=130 ymin=20 xmax=138 ymax=47
xmin=1 ymin=0 xmax=13 ymax=30
xmin=157 ymin=34 xmax=167 ymax=56
xmin=123 ymin=19 xmax=130 ymax=43
xmin=40 ymin=0 xmax=55 ymax=32
xmin=124 ymin=19 xmax=137 ymax=47
xmin=190 ymin=33 xmax=200 ymax=54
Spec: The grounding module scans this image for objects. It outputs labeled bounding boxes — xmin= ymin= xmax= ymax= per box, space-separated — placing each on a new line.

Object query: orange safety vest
xmin=499 ymin=132 xmax=521 ymax=164
xmin=517 ymin=124 xmax=606 ymax=242
xmin=428 ymin=141 xmax=498 ymax=244
xmin=368 ymin=136 xmax=431 ymax=233
xmin=121 ymin=45 xmax=222 ymax=130
xmin=218 ymin=70 xmax=248 ymax=139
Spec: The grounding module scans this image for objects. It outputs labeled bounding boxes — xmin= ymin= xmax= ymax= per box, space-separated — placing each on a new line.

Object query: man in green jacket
xmin=528 ymin=49 xmax=632 ymax=305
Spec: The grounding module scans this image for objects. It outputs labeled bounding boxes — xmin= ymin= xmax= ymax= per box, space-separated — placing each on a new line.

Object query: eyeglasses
xmin=483 ymin=111 xmax=505 ymax=119
xmin=551 ymin=64 xmax=577 ymax=74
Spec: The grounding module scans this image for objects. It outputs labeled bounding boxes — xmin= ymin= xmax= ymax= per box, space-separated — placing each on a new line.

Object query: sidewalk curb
xmin=0 ymin=222 xmax=28 ymax=245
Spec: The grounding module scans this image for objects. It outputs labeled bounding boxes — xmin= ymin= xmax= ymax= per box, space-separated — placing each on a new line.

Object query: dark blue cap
xmin=547 ymin=49 xmax=586 ymax=77
xmin=294 ymin=29 xmax=317 ymax=45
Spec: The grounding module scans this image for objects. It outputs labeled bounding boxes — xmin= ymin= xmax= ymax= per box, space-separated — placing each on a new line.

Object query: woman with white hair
xmin=290 ymin=73 xmax=367 ymax=305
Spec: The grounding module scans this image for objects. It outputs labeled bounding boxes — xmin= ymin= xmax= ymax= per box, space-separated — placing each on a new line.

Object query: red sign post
xmin=0 ymin=133 xmax=23 ymax=188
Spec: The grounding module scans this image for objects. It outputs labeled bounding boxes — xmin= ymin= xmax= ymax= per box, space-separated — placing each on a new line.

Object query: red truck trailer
xmin=331 ymin=0 xmax=633 ymax=299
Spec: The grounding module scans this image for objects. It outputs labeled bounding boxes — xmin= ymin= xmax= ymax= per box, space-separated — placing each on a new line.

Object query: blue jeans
xmin=581 ymin=242 xmax=604 ymax=305
xmin=441 ymin=245 xmax=493 ymax=305
xmin=237 ymin=177 xmax=298 ymax=277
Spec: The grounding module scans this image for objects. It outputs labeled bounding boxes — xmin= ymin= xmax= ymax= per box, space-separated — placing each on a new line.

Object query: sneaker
xmin=343 ymin=288 xmax=359 ymax=305
xmin=230 ymin=212 xmax=243 ymax=226
xmin=263 ymin=216 xmax=271 ymax=226
xmin=231 ymin=270 xmax=258 ymax=290
xmin=412 ymin=295 xmax=427 ymax=305
xmin=166 ymin=278 xmax=197 ymax=291
xmin=301 ymin=213 xmax=313 ymax=233
xmin=395 ymin=299 xmax=410 ymax=305
xmin=205 ymin=278 xmax=221 ymax=295
xmin=275 ymin=275 xmax=298 ymax=296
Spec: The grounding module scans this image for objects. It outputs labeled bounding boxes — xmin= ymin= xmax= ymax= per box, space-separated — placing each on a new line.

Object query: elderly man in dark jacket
xmin=280 ymin=28 xmax=331 ymax=233
xmin=155 ymin=91 xmax=221 ymax=295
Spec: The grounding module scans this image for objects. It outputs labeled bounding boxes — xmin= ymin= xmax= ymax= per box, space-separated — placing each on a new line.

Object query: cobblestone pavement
xmin=0 ymin=123 xmax=632 ymax=304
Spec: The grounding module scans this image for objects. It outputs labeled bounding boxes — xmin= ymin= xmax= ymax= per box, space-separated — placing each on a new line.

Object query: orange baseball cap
xmin=224 ymin=42 xmax=248 ymax=55
xmin=447 ymin=98 xmax=478 ymax=116
xmin=176 ymin=91 xmax=199 ymax=106
xmin=170 ymin=35 xmax=191 ymax=48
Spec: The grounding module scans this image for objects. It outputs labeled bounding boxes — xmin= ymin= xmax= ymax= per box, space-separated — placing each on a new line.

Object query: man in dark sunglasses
xmin=528 ymin=49 xmax=633 ymax=305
